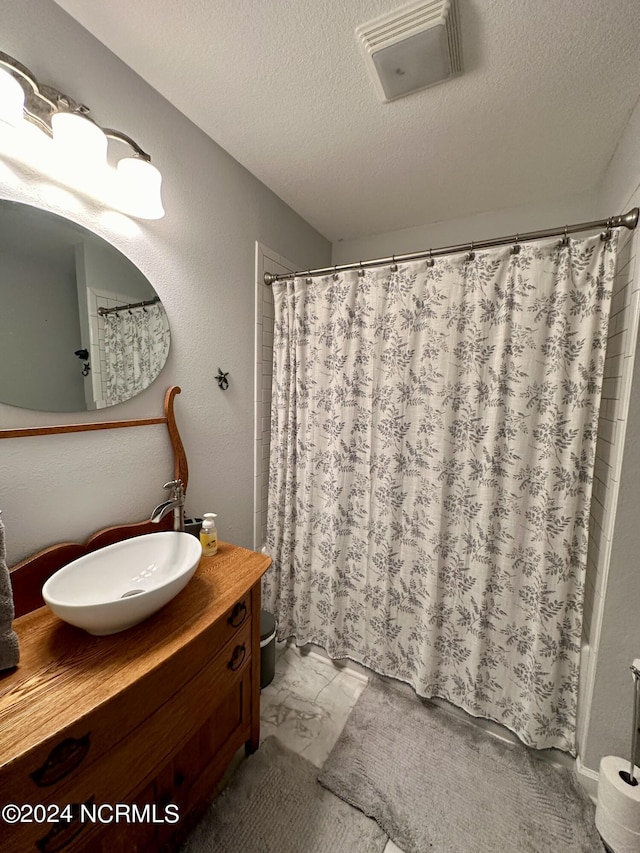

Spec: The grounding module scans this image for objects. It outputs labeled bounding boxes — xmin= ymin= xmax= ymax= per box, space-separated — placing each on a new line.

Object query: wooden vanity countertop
xmin=0 ymin=541 xmax=271 ymax=772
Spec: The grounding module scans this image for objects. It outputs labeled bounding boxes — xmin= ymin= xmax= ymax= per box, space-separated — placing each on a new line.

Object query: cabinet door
xmin=155 ymin=668 xmax=252 ymax=851
xmin=91 ymin=779 xmax=160 ymax=853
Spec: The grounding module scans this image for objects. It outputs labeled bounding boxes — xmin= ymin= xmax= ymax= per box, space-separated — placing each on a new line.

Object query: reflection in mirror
xmin=0 ymin=200 xmax=170 ymax=412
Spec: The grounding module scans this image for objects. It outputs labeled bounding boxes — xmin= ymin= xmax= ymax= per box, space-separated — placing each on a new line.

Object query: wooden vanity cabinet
xmin=0 ymin=541 xmax=271 ymax=852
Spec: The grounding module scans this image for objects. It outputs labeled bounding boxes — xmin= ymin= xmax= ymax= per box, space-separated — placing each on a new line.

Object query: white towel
xmin=0 ymin=512 xmax=19 ymax=671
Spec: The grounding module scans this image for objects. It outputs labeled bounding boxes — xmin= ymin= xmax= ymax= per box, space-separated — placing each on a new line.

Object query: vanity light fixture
xmin=0 ymin=51 xmax=164 ymax=220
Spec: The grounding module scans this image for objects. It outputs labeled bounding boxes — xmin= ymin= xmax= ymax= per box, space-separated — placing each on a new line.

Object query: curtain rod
xmin=97 ymin=296 xmax=160 ymax=317
xmin=264 ymin=207 xmax=639 ymax=285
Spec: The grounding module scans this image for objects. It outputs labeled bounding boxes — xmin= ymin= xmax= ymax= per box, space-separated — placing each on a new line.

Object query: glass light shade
xmin=51 ymin=111 xmax=108 ymax=166
xmin=116 ymin=157 xmax=164 ymax=219
xmin=0 ymin=67 xmax=25 ymax=127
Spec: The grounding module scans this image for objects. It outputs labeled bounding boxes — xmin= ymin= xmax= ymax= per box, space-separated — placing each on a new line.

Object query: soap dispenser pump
xmin=200 ymin=513 xmax=218 ymax=556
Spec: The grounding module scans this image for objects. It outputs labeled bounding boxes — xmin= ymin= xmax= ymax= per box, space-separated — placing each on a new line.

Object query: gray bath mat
xmin=180 ymin=736 xmax=387 ymax=852
xmin=318 ymin=678 xmax=605 ymax=853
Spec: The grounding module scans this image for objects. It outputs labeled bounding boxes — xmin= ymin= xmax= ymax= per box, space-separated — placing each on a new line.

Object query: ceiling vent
xmin=356 ymin=0 xmax=462 ymax=102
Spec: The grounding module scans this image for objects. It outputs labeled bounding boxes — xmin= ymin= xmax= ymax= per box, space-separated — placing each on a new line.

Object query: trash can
xmin=184 ymin=517 xmax=203 ymax=538
xmin=260 ymin=610 xmax=277 ymax=689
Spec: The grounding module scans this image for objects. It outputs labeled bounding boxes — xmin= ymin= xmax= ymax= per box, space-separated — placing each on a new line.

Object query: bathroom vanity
xmin=0 ymin=540 xmax=271 ymax=852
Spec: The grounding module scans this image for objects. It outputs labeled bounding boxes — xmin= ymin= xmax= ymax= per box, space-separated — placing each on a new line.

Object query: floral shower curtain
xmin=103 ymin=303 xmax=170 ymax=405
xmin=263 ymin=232 xmax=618 ymax=753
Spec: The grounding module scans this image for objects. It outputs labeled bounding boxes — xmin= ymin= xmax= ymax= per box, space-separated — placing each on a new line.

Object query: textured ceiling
xmin=51 ymin=0 xmax=640 ymax=242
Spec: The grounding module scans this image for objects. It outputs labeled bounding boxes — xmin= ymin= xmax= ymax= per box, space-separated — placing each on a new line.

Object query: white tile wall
xmin=583 ymin=222 xmax=639 ymax=643
xmin=254 ymin=243 xmax=298 ymax=550
xmin=577 ymin=193 xmax=640 ymax=755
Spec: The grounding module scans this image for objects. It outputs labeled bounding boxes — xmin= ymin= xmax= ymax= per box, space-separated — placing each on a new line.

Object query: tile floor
xmin=259 ymin=642 xmax=404 ymax=853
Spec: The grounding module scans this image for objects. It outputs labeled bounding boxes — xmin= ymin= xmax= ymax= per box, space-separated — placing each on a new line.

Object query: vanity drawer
xmin=1 ymin=623 xmax=252 ymax=853
xmin=0 ymin=594 xmax=252 ymax=808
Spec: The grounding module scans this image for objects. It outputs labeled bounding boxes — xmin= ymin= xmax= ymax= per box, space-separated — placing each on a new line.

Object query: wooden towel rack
xmin=0 ymin=385 xmax=188 ymax=490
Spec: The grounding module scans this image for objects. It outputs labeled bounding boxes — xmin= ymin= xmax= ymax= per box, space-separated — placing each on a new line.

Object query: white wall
xmin=0 ymin=0 xmax=330 ymax=566
xmin=82 ymin=236 xmax=155 ymax=302
xmin=579 ymin=91 xmax=640 ymax=773
xmin=253 ymin=243 xmax=297 ymax=550
xmin=0 ymin=249 xmax=84 ymax=411
xmin=332 ymin=191 xmax=596 ymax=266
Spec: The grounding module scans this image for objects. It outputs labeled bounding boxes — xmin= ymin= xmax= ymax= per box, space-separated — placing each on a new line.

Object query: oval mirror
xmin=0 ymin=200 xmax=170 ymax=412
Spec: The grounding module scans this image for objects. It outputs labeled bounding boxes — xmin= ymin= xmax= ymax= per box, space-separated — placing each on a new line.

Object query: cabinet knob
xmin=227 ymin=601 xmax=247 ymax=628
xmin=31 ymin=732 xmax=91 ymax=786
xmin=227 ymin=643 xmax=246 ymax=671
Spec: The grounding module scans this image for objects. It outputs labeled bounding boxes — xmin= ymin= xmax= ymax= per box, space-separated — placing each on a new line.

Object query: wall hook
xmin=216 ymin=368 xmax=229 ymax=390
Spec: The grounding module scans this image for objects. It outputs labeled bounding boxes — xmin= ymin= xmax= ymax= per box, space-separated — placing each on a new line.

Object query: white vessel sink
xmin=42 ymin=531 xmax=202 ymax=636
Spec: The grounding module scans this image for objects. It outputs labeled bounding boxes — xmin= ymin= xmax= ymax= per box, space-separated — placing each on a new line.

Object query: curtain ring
xmin=358 ymin=261 xmax=365 ymax=277
xmin=128 ymin=304 xmax=133 ymax=315
xmin=390 ymin=254 xmax=398 ymax=272
xmin=601 ymin=217 xmax=613 ymax=242
xmin=333 ymin=265 xmax=339 ymax=281
xmin=511 ymin=233 xmax=521 ymax=255
xmin=561 ymin=225 xmax=569 ymax=247
xmin=426 ymin=248 xmax=434 ymax=268
xmin=466 ymin=241 xmax=475 ymax=262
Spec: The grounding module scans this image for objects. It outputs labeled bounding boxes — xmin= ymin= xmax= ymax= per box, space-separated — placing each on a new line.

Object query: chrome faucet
xmin=150 ymin=479 xmax=185 ymax=532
